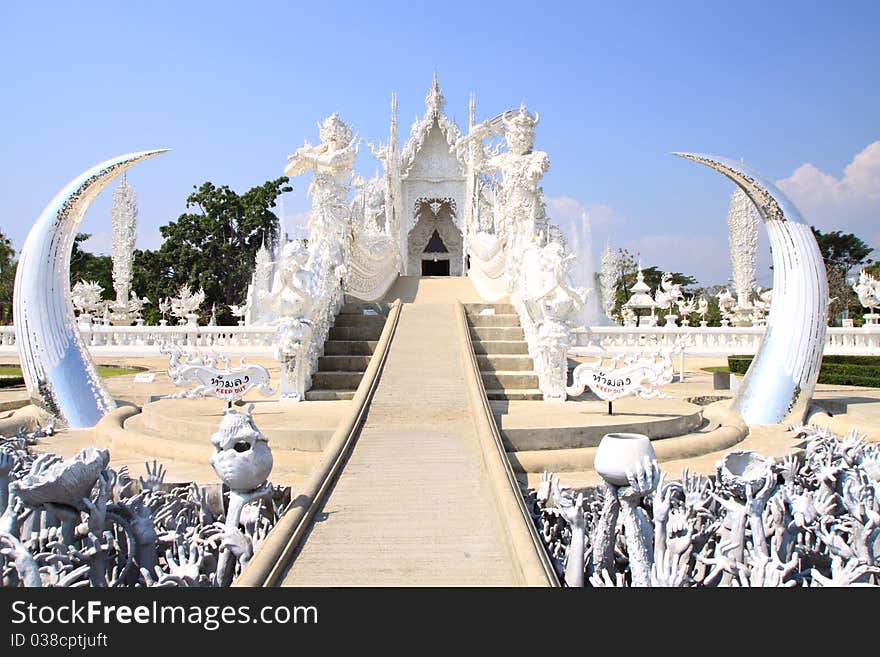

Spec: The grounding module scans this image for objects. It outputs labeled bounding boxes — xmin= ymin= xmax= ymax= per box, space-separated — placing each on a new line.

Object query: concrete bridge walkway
xmin=280 ymin=301 xmax=520 ymax=586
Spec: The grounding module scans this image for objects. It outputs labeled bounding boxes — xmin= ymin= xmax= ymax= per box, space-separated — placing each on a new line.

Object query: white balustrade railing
xmin=0 ymin=324 xmax=276 ymax=355
xmin=0 ymin=323 xmax=878 ymax=357
xmin=572 ymin=324 xmax=880 ymax=356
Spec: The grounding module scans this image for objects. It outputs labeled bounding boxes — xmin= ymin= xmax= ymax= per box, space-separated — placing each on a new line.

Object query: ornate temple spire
xmin=425 ymin=70 xmax=446 ymax=117
xmin=110 ymin=172 xmax=137 ymax=304
xmin=469 ymin=92 xmax=476 ymax=129
xmin=599 ymin=240 xmax=618 ymax=321
xmin=727 ymin=187 xmax=759 ymax=307
xmin=390 ymin=90 xmax=398 ymax=151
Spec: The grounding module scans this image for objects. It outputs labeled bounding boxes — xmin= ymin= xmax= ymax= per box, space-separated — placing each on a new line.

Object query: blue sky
xmin=2 ymin=0 xmax=878 ymax=287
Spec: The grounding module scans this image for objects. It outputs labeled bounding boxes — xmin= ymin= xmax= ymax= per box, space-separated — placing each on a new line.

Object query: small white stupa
xmin=624 ymin=267 xmax=657 ymax=326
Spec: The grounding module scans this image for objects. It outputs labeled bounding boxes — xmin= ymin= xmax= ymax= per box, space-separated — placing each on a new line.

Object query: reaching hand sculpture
xmin=528 ymin=424 xmax=880 ymax=587
xmin=0 ymin=424 xmax=287 ymax=588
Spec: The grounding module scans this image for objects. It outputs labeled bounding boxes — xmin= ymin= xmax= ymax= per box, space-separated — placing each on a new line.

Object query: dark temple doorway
xmin=421 ymin=259 xmax=450 ymax=276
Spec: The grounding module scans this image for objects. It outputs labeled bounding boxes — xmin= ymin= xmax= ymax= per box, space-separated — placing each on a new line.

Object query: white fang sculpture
xmin=14 ymin=149 xmax=168 ymax=427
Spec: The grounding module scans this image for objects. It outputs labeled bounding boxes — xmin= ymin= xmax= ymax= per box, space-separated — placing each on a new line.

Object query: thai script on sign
xmin=160 ymin=343 xmax=276 ymax=402
xmin=566 ymin=350 xmax=674 ymax=402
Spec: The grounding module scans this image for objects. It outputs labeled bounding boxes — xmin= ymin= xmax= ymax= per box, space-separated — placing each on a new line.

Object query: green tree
xmin=0 ymin=231 xmax=16 ymax=324
xmin=811 ymin=227 xmax=873 ymax=323
xmin=132 ymin=177 xmax=291 ymax=324
xmin=70 ymin=233 xmax=113 ymax=296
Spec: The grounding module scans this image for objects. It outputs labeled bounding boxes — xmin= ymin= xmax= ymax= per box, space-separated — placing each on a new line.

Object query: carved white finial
xmin=425 ymin=70 xmax=446 ymax=117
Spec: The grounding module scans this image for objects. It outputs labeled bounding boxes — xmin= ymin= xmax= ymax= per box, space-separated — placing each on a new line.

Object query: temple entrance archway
xmin=407 ymin=198 xmax=462 ymax=276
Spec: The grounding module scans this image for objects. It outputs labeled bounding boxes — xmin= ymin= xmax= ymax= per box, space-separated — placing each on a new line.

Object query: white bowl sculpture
xmin=593 ymin=433 xmax=656 ymax=486
xmin=716 ymin=450 xmax=773 ymax=498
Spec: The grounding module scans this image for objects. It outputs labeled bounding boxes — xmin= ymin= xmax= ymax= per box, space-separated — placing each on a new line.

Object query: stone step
xmin=485 ymin=389 xmax=544 ymax=401
xmin=311 ymin=371 xmax=365 ymax=390
xmin=471 ymin=340 xmax=529 ymax=355
xmin=305 ymin=390 xmax=356 ymax=401
xmin=342 ymin=297 xmax=388 ymax=312
xmin=467 ymin=314 xmax=521 ymax=328
xmin=317 ymin=355 xmax=371 ymax=372
xmin=333 ymin=314 xmax=387 ymax=327
xmin=480 ymin=371 xmax=540 ymax=389
xmin=464 ymin=303 xmax=516 ymax=314
xmin=329 ymin=326 xmax=384 ymax=341
xmin=469 ymin=326 xmax=524 ymax=341
xmin=323 ymin=341 xmax=378 ymax=356
xmin=476 ymin=354 xmax=534 ymax=372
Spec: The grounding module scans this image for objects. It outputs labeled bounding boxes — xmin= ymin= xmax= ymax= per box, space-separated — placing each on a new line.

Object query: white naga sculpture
xmin=169 ymin=285 xmax=205 ymax=326
xmin=852 ymin=269 xmax=880 ymax=325
xmin=70 ymin=280 xmax=105 ymax=322
xmin=345 ymin=173 xmax=398 ymax=301
xmin=268 ymin=240 xmax=314 ymax=400
xmin=654 ymin=272 xmax=684 ymax=327
xmin=107 ymin=173 xmax=141 ymax=325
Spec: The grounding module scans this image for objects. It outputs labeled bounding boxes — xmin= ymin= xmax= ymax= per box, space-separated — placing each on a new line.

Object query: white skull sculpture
xmin=209 ymin=405 xmax=273 ymax=492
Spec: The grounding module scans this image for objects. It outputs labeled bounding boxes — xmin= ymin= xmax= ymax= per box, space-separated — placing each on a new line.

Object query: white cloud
xmin=545 ymin=196 xmax=624 ymax=234
xmin=778 ymin=140 xmax=880 ymax=251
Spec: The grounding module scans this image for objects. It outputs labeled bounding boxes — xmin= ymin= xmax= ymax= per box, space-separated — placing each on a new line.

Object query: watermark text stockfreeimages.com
xmin=10 ymin=599 xmax=318 ymax=632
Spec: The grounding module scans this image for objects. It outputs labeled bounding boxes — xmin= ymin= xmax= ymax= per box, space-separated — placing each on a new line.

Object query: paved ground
xmin=280 ymin=303 xmax=519 ymax=586
xmin=384 ymin=275 xmax=496 ymax=304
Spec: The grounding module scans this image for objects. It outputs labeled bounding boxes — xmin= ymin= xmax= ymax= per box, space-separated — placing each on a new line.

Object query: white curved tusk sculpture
xmin=14 ymin=150 xmax=169 ymax=428
xmin=674 ymin=152 xmax=827 ymax=425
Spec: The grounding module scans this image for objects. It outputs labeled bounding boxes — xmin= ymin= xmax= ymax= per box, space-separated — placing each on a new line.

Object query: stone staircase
xmin=465 ymin=303 xmax=542 ymax=401
xmin=305 ymin=300 xmax=387 ymax=401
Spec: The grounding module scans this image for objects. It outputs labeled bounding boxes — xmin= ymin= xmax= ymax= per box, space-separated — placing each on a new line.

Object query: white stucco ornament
xmin=566 ymin=350 xmax=674 ymax=402
xmin=161 ymin=344 xmax=275 ymax=402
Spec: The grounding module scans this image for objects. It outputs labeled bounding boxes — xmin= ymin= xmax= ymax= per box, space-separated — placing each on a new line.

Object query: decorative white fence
xmin=0 ymin=325 xmax=276 ymax=357
xmin=573 ymin=325 xmax=880 ymax=356
xmin=0 ymin=323 xmax=878 ymax=358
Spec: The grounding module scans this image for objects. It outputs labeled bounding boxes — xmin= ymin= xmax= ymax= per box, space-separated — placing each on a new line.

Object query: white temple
xmin=243 ymin=73 xmax=589 ymax=401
